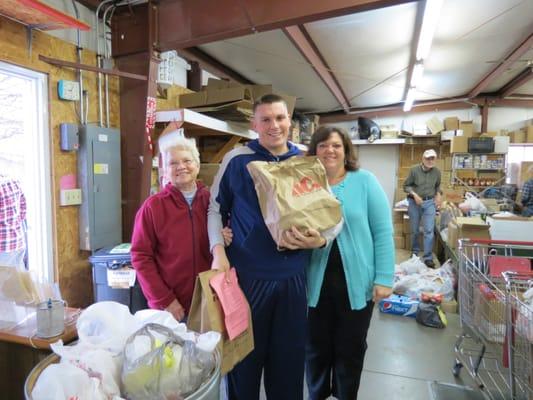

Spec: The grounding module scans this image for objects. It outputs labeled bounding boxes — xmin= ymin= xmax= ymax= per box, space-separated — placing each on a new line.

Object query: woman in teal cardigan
xmin=306 ymin=126 xmax=395 ymax=400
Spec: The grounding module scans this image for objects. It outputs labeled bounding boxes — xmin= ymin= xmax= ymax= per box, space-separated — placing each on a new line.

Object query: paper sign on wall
xmin=94 ymin=163 xmax=109 ymax=174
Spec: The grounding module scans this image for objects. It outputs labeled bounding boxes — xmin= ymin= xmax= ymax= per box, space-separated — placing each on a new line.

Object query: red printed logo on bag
xmin=292 ymin=177 xmax=321 ymax=197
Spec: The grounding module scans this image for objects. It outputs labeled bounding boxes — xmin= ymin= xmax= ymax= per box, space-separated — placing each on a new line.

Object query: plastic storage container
xmin=89 ymin=244 xmax=147 ymax=313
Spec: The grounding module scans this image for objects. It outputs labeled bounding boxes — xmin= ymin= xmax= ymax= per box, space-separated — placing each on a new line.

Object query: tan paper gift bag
xmin=188 ymin=270 xmax=254 ymax=375
xmin=247 ymin=156 xmax=342 ymax=246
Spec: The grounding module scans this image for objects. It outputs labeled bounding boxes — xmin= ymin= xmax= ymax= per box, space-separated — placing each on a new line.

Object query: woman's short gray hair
xmin=159 ymin=132 xmax=200 ymax=166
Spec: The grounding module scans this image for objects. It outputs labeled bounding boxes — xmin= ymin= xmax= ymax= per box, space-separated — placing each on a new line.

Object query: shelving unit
xmin=156 ymin=109 xmax=257 ymax=140
xmin=451 ymin=152 xmax=507 ymax=194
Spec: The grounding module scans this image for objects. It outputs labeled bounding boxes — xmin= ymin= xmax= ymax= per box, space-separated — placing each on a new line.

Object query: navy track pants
xmin=226 ymin=271 xmax=307 ymax=400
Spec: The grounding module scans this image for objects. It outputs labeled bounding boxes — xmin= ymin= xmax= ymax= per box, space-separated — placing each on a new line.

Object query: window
xmin=0 ymin=62 xmax=53 ymax=282
xmin=507 ymin=144 xmax=533 ymax=187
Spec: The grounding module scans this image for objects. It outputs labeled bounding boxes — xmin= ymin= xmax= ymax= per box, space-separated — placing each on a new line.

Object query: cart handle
xmin=460 ymin=239 xmax=533 ymax=246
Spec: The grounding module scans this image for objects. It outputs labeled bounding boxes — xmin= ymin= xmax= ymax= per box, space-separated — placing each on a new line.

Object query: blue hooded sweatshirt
xmin=207 ymin=139 xmax=311 ymax=280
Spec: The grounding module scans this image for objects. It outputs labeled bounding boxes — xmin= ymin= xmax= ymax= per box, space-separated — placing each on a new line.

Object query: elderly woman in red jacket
xmin=131 ymin=133 xmax=231 ymax=321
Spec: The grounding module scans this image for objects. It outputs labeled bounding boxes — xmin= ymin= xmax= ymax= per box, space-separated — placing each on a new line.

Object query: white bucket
xmin=36 ymin=300 xmax=65 ymax=338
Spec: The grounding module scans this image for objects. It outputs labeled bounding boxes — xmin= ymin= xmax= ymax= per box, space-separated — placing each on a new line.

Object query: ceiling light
xmin=416 ymin=0 xmax=444 ymax=61
xmin=410 ymin=62 xmax=425 ymax=87
xmin=403 ymin=87 xmax=417 ymax=112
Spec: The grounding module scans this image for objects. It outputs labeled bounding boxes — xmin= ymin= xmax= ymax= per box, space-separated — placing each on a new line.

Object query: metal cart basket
xmin=453 ymin=239 xmax=533 ymax=400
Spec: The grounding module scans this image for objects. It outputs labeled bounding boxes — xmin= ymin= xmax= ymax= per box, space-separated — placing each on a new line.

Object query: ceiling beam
xmin=155 ymin=0 xmax=414 ymax=51
xmin=319 ymin=96 xmax=533 ymax=122
xmin=468 ymin=30 xmax=533 ymax=98
xmin=498 ymin=67 xmax=533 ymax=98
xmin=178 ymin=47 xmax=253 ymax=84
xmin=283 ymin=25 xmax=351 ymax=113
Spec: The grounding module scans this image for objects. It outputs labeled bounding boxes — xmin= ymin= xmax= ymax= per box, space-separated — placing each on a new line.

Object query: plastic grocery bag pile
xmin=31 ymin=301 xmax=221 ymax=400
xmin=393 ymin=256 xmax=456 ymax=301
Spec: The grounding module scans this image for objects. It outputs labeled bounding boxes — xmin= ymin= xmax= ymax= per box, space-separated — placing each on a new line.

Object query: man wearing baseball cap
xmin=403 ymin=149 xmax=442 ymax=268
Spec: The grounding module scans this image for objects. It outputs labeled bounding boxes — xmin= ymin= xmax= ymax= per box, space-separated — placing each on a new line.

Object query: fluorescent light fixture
xmin=403 ymin=87 xmax=417 ymax=112
xmin=416 ymin=0 xmax=444 ymax=61
xmin=410 ymin=62 xmax=425 ymax=87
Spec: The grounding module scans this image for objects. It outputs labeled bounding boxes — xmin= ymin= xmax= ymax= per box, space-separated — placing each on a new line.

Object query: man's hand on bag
xmin=372 ymin=285 xmax=393 ymax=303
xmin=280 ymin=226 xmax=326 ymax=250
xmin=211 ymin=244 xmax=230 ymax=272
xmin=165 ymin=298 xmax=185 ymax=322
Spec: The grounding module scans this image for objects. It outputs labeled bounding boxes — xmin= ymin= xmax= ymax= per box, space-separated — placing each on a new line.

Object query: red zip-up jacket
xmin=131 ymin=182 xmax=212 ymax=313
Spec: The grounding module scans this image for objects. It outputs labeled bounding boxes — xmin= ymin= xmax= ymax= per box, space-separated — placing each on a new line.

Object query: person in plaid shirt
xmin=0 ymin=174 xmax=27 ymax=267
xmin=520 ymin=165 xmax=533 ymax=217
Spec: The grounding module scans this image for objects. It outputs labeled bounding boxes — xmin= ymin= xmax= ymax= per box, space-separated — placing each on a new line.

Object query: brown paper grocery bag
xmin=247 ymin=156 xmax=342 ymax=246
xmin=188 ymin=270 xmax=254 ymax=375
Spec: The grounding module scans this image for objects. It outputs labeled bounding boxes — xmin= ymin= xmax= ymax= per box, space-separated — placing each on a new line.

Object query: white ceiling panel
xmin=486 ymin=48 xmax=533 ymax=93
xmin=195 ymin=0 xmax=532 ymax=113
xmin=199 ymin=30 xmax=339 ymax=112
xmin=305 ymin=2 xmax=417 ymax=109
xmin=424 ymin=0 xmax=533 ymax=97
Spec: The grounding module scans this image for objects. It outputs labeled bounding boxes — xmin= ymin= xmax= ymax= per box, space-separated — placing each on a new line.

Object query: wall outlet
xmin=60 ymin=189 xmax=82 ymax=206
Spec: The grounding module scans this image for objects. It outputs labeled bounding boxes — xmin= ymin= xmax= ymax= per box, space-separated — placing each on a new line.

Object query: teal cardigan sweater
xmin=306 ymin=169 xmax=395 ymax=310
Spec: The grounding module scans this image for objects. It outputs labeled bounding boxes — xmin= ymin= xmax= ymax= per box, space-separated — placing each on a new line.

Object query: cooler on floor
xmin=89 ymin=243 xmax=147 ymax=313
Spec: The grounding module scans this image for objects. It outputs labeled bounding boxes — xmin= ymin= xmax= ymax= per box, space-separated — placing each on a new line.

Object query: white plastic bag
xmin=32 ymin=362 xmax=106 ymax=400
xmin=77 ymin=301 xmax=139 ymax=354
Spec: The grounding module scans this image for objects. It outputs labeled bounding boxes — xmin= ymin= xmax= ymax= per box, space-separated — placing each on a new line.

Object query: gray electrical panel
xmin=78 ymin=125 xmax=122 ymax=251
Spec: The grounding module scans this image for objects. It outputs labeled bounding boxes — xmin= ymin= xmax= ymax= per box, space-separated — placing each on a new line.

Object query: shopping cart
xmin=453 ymin=239 xmax=533 ymax=400
xmin=502 ymin=271 xmax=533 ymax=400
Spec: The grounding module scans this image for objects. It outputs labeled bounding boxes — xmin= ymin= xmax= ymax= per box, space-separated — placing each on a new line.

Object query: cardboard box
xmin=392 ymin=210 xmax=404 ymax=223
xmin=441 ymin=299 xmax=458 ymax=314
xmin=527 ymin=125 xmax=533 ymax=143
xmin=493 ymin=136 xmax=510 ymax=153
xmin=459 ymin=121 xmax=474 ymax=137
xmin=393 ymin=223 xmax=403 ymax=235
xmin=451 ymin=136 xmax=468 ymax=153
xmin=448 ymin=217 xmax=491 ymax=249
xmin=398 ymin=166 xmax=412 ymax=179
xmin=394 ymin=235 xmax=405 ymax=249
xmin=197 ymin=163 xmax=221 ymax=187
xmin=509 ymin=130 xmax=525 ymax=143
xmin=444 ymin=156 xmax=453 ymax=170
xmin=426 ymin=116 xmax=444 ymax=135
xmin=442 ymin=188 xmax=464 ymax=204
xmin=379 ymin=295 xmax=419 ymax=318
xmin=403 ymin=214 xmax=411 ymax=234
xmin=519 ymin=161 xmax=533 ymax=187
xmin=444 ymin=117 xmax=460 ymax=131
xmin=487 ymin=215 xmax=533 ymax=242
xmin=180 ymin=81 xmax=296 ymax=115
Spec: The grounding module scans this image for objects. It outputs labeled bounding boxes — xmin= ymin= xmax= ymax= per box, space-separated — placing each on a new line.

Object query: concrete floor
xmin=254 ymin=249 xmax=486 ymax=400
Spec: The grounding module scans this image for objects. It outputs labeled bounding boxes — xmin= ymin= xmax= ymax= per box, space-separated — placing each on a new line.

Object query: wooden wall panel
xmin=0 ymin=16 xmax=120 ymax=308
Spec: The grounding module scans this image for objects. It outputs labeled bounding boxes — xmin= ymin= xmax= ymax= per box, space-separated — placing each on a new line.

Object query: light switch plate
xmin=57 ymin=80 xmax=80 ymax=101
xmin=60 ymin=189 xmax=82 ymax=206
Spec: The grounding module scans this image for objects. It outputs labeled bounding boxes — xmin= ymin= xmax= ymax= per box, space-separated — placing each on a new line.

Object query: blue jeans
xmin=407 ymin=198 xmax=436 ymax=261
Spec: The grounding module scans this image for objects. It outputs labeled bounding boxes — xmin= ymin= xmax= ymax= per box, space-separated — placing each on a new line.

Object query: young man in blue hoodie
xmin=208 ymin=94 xmax=326 ymax=400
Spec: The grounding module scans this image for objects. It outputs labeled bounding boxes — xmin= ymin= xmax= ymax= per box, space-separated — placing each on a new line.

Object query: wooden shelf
xmin=156 ymin=109 xmax=258 ymax=140
xmin=352 ymin=138 xmax=405 ymax=145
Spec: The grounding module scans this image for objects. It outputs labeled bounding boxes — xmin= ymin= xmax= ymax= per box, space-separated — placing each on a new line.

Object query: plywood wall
xmin=0 ymin=16 xmax=120 ymax=307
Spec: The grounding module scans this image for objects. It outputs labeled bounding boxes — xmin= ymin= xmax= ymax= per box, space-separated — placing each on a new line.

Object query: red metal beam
xmin=499 ymin=67 xmax=533 ymax=98
xmin=283 ymin=25 xmax=351 ymax=113
xmin=155 ymin=0 xmax=414 ymax=50
xmin=178 ymin=47 xmax=253 ymax=85
xmin=480 ymin=98 xmax=489 ymax=132
xmin=319 ymin=95 xmax=533 ymax=122
xmin=468 ymin=31 xmax=533 ymax=98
